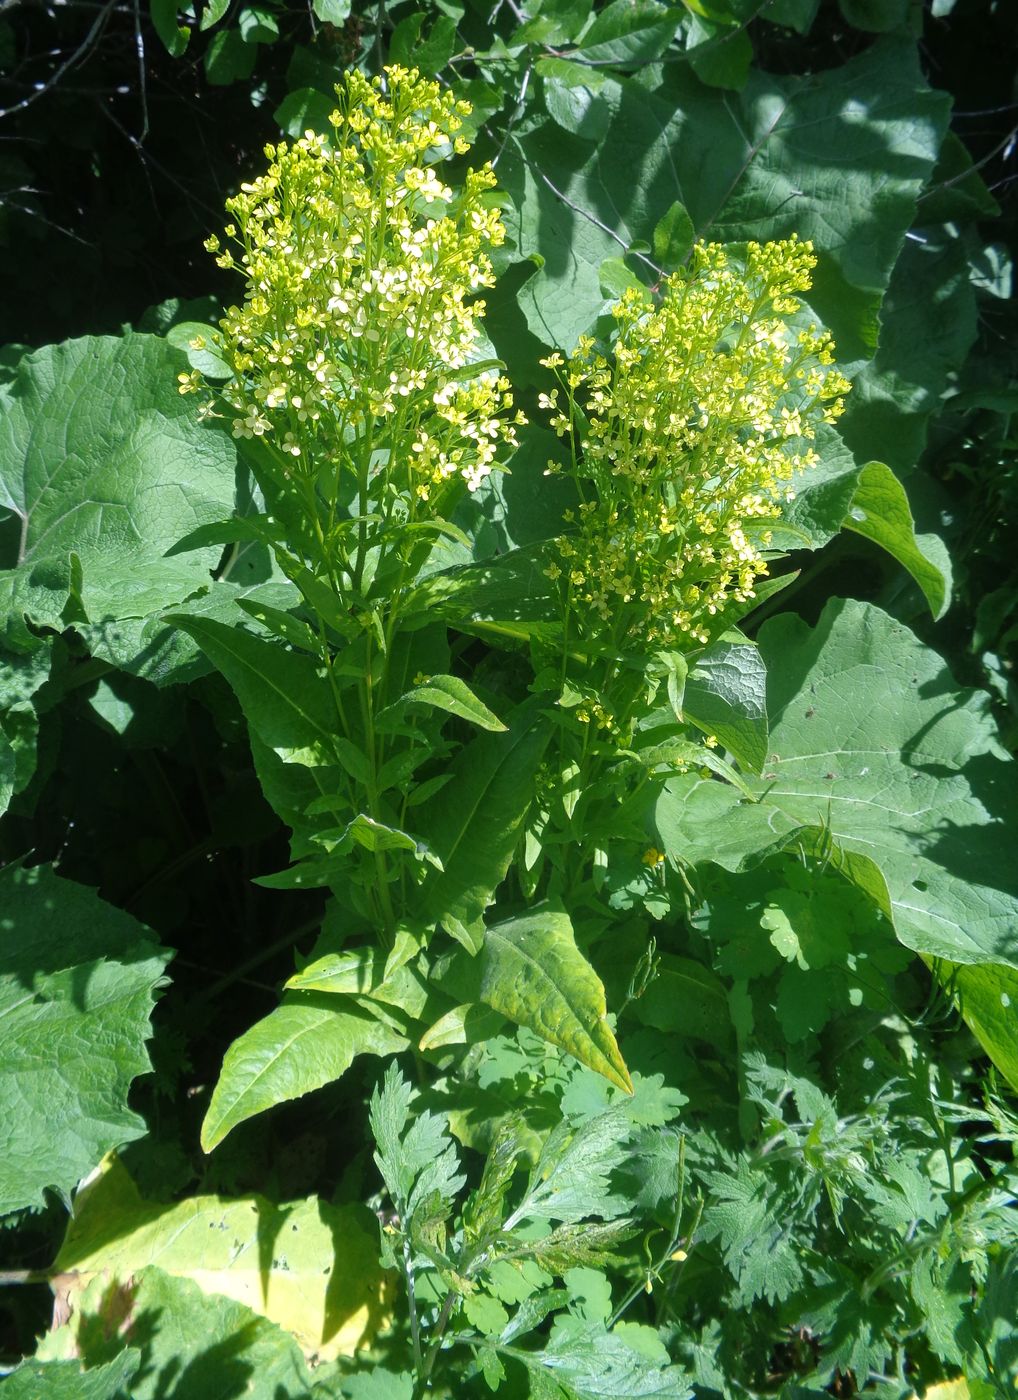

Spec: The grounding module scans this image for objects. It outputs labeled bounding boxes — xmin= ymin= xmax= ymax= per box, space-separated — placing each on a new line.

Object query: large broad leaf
xmin=37 ymin=1268 xmax=326 ymax=1400
xmin=0 ymin=335 xmax=236 ymax=640
xmin=0 ymin=866 xmax=169 ymax=1217
xmin=417 ymin=701 xmax=552 ymax=952
xmin=0 ymin=641 xmax=52 ymax=814
xmin=504 ymin=39 xmax=949 ymax=356
xmin=0 ymin=1352 xmax=140 ymax=1399
xmin=838 ymin=233 xmax=979 ymax=474
xmin=655 ymin=600 xmax=1018 ymax=968
xmin=201 ymin=998 xmax=408 ymax=1152
xmin=437 ymin=909 xmax=632 ymax=1093
xmin=49 ymin=1158 xmax=388 ymax=1363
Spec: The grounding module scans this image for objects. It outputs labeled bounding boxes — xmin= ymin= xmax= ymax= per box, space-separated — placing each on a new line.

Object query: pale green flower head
xmin=188 ymin=65 xmax=523 ymax=521
xmin=543 ymin=237 xmax=851 ymax=650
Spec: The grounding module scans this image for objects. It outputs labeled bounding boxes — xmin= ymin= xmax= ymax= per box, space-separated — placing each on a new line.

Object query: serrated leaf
xmin=370 ymin=1064 xmax=465 ymax=1220
xmin=479 ymin=910 xmax=631 ymax=1093
xmin=36 ymin=1268 xmax=320 ymax=1399
xmin=201 ymin=999 xmax=408 ymax=1152
xmin=513 ymin=1316 xmax=692 ymax=1397
xmin=0 ymin=335 xmax=236 ymax=642
xmin=51 ymin=1159 xmax=387 ymax=1362
xmin=0 ymin=1352 xmax=140 ymax=1399
xmin=512 ymin=1106 xmax=634 ymax=1227
xmin=0 ymin=865 xmax=168 ymax=1218
xmin=655 ymin=600 xmax=1018 ymax=967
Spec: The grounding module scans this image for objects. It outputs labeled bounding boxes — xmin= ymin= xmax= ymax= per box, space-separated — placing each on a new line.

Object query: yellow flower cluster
xmin=542 ymin=238 xmax=851 ymax=648
xmin=186 ymin=65 xmax=523 ymax=510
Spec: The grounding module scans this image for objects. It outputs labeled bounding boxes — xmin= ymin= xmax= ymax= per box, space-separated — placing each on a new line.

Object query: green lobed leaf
xmin=0 ymin=865 xmax=169 ymax=1218
xmin=513 ymin=1315 xmax=692 ymax=1397
xmin=201 ymin=998 xmax=408 ymax=1152
xmin=655 ymin=600 xmax=1018 ymax=967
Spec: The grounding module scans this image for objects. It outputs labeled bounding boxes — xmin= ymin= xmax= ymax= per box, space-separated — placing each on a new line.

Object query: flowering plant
xmin=171 ymin=67 xmax=856 ymax=1155
xmin=181 ymin=64 xmax=524 ymax=614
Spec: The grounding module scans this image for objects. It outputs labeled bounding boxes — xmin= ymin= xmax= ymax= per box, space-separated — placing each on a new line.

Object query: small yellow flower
xmin=642 ymin=847 xmax=665 ymax=868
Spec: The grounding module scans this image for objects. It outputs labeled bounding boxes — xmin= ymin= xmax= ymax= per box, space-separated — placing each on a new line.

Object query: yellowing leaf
xmin=54 ymin=1159 xmax=390 ymax=1362
xmin=479 ymin=909 xmax=632 ymax=1094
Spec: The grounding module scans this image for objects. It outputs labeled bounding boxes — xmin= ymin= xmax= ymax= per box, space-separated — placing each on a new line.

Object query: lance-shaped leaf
xmin=655 ymin=599 xmax=1018 ymax=968
xmin=50 ymin=1158 xmax=387 ymax=1363
xmin=0 ymin=865 xmax=169 ymax=1218
xmin=443 ymin=909 xmax=632 ymax=1093
xmin=417 ymin=700 xmax=552 ymax=952
xmin=936 ymin=960 xmax=1018 ymax=1094
xmin=842 ymin=461 xmax=952 ymax=620
xmin=375 ymin=673 xmax=507 ymax=732
xmin=168 ymin=614 xmax=348 ymax=839
xmin=201 ymin=998 xmax=408 ymax=1152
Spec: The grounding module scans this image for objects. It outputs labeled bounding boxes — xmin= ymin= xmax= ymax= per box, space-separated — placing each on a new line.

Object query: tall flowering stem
xmin=187 ymin=65 xmax=523 ymax=601
xmin=532 ymin=240 xmax=851 ymax=897
xmin=180 ymin=67 xmax=525 ymax=939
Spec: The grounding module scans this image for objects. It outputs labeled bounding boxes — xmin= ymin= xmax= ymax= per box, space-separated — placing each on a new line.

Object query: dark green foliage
xmin=1 ymin=0 xmax=1017 ymax=1397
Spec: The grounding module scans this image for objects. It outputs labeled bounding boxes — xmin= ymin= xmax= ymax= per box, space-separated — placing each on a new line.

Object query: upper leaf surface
xmin=656 ymin=600 xmax=1018 ymax=967
xmin=0 ymin=865 xmax=169 ymax=1217
xmin=201 ymin=998 xmax=408 ymax=1152
xmin=53 ymin=1159 xmax=387 ymax=1363
xmin=506 ymin=40 xmax=949 ymax=354
xmin=480 ymin=909 xmax=632 ymax=1093
xmin=37 ymin=1268 xmax=321 ymax=1400
xmin=0 ymin=335 xmax=236 ymax=631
